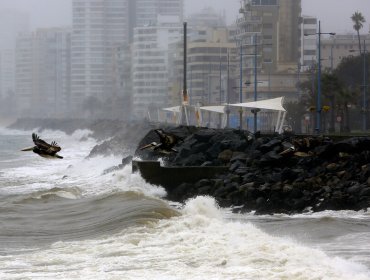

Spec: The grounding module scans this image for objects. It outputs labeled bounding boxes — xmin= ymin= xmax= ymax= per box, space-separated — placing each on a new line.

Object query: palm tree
xmin=351 ymin=11 xmax=366 ymax=54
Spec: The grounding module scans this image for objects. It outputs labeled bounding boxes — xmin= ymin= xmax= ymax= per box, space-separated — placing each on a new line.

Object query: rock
xmin=326 ymin=163 xmax=339 ymax=171
xmin=179 ymin=153 xmax=207 ymax=166
xmin=193 ymin=130 xmax=216 ymax=142
xmin=218 ymin=149 xmax=233 ymax=163
xmin=259 ymin=139 xmax=282 ymax=153
xmin=360 ymin=187 xmax=370 ymax=197
xmin=131 ymin=126 xmax=370 ymax=214
xmin=122 ymin=155 xmax=133 ymax=165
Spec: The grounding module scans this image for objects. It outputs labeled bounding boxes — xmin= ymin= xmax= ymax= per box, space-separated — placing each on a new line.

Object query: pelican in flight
xmin=21 ymin=133 xmax=63 ymax=159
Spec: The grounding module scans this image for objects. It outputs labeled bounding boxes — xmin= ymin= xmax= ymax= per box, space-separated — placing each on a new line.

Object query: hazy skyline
xmin=0 ymin=0 xmax=369 ymax=34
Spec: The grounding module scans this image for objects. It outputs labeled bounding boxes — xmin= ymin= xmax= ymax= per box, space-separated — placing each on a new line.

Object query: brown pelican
xmin=140 ymin=129 xmax=179 ymax=153
xmin=21 ymin=133 xmax=63 ymax=159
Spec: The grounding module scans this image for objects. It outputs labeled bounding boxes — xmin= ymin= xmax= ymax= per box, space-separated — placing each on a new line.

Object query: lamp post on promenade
xmin=305 ymin=20 xmax=335 ymax=134
xmin=237 ymin=34 xmax=270 ymax=132
xmin=253 ymin=33 xmax=259 ymax=133
xmin=239 ymin=44 xmax=243 ymax=130
xmin=226 ymin=50 xmax=230 ymax=128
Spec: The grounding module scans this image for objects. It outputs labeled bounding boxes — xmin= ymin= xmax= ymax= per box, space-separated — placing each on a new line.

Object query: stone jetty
xmin=135 ymin=126 xmax=370 ymax=214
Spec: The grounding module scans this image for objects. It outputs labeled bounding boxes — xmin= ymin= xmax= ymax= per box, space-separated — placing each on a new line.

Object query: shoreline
xmin=7 ymin=118 xmax=370 ymax=214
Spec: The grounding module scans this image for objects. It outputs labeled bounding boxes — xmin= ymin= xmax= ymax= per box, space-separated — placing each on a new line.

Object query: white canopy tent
xmin=161 ymin=105 xmax=193 ymax=126
xmin=199 ymin=105 xmax=225 ymax=114
xmin=161 ymin=106 xmax=181 ymax=124
xmin=161 ymin=97 xmax=287 ymax=133
xmin=198 ymin=105 xmax=227 ymax=128
xmin=228 ymin=97 xmax=286 ymax=133
xmin=162 ymin=106 xmax=181 ymax=113
xmin=229 ymin=97 xmax=286 ymax=112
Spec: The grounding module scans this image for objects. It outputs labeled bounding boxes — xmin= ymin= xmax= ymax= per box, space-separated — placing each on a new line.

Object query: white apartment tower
xmin=132 ymin=16 xmax=182 ymax=120
xmin=0 ymin=10 xmax=29 ymax=101
xmin=135 ymin=0 xmax=184 ymax=27
xmin=15 ymin=28 xmax=71 ymax=117
xmin=71 ymin=0 xmax=184 ymax=115
xmin=71 ymin=0 xmax=131 ymax=112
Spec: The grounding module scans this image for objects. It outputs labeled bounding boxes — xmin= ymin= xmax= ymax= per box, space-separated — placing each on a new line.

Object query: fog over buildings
xmin=1 ymin=0 xmax=369 ymax=33
xmin=0 ymin=0 xmax=369 ymax=128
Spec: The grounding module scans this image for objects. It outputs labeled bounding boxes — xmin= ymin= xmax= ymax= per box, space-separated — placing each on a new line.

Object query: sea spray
xmin=1 ymin=128 xmax=370 ymax=279
xmin=2 ymin=196 xmax=368 ymax=279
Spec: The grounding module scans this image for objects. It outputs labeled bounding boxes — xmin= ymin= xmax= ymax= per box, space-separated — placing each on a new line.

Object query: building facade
xmin=187 ymin=7 xmax=226 ymax=28
xmin=71 ymin=0 xmax=184 ymax=117
xmin=321 ymin=34 xmax=370 ymax=70
xmin=15 ymin=28 xmax=71 ymax=117
xmin=0 ymin=10 xmax=29 ymax=103
xmin=186 ymin=28 xmax=237 ymax=106
xmin=300 ymin=15 xmax=317 ymax=71
xmin=277 ymin=0 xmax=301 ymax=71
xmin=134 ymin=0 xmax=183 ymax=27
xmin=131 ymin=17 xmax=182 ymax=120
xmin=71 ymin=0 xmax=131 ymax=114
xmin=235 ymin=0 xmax=302 ymax=101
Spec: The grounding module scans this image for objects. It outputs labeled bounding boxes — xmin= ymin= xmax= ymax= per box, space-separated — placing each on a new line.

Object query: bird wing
xmin=32 ymin=133 xmax=61 ymax=153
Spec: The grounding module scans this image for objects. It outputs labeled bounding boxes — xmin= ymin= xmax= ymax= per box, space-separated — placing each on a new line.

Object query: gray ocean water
xmin=0 ymin=127 xmax=369 ymax=280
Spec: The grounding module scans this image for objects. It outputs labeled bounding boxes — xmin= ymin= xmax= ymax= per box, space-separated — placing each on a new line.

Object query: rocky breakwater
xmin=135 ymin=126 xmax=370 ymax=214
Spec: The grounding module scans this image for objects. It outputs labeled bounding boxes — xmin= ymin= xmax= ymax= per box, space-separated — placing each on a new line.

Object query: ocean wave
xmin=0 ymin=190 xmax=178 ymax=249
xmin=0 ymin=196 xmax=368 ymax=280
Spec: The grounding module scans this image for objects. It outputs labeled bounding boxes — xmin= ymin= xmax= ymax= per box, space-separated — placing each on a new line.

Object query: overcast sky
xmin=0 ymin=0 xmax=369 ymax=34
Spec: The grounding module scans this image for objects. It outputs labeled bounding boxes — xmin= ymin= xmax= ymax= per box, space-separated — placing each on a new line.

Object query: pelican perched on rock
xmin=21 ymin=133 xmax=63 ymax=159
xmin=140 ymin=129 xmax=180 ymax=153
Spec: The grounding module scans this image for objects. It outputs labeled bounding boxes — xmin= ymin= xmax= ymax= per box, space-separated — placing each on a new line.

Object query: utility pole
xmin=226 ymin=50 xmax=230 ymax=128
xmin=239 ymin=44 xmax=243 ymax=130
xmin=253 ymin=33 xmax=258 ymax=133
xmin=305 ymin=20 xmax=335 ymax=134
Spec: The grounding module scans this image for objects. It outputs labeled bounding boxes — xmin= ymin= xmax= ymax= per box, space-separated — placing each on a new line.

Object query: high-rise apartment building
xmin=71 ymin=0 xmax=131 ymax=112
xmin=15 ymin=28 xmax=71 ymax=117
xmin=71 ymin=0 xmax=184 ymax=116
xmin=237 ymin=0 xmax=301 ymax=73
xmin=236 ymin=0 xmax=302 ymax=101
xmin=131 ymin=16 xmax=182 ymax=120
xmin=0 ymin=10 xmax=29 ymax=101
xmin=236 ymin=0 xmax=278 ymax=81
xmin=135 ymin=0 xmax=183 ymax=27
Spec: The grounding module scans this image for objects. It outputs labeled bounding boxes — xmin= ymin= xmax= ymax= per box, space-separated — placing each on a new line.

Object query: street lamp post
xmin=305 ymin=20 xmax=335 ymax=134
xmin=253 ymin=33 xmax=259 ymax=133
xmin=237 ymin=34 xmax=270 ymax=132
xmin=239 ymin=44 xmax=243 ymax=130
xmin=226 ymin=50 xmax=230 ymax=128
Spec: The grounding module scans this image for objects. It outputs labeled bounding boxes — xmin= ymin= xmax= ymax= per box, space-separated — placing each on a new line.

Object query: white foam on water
xmin=0 ymin=196 xmax=368 ymax=280
xmin=1 ymin=128 xmax=166 ymax=200
xmin=1 ymin=129 xmax=369 ymax=279
xmin=1 ymin=129 xmax=98 ymax=195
